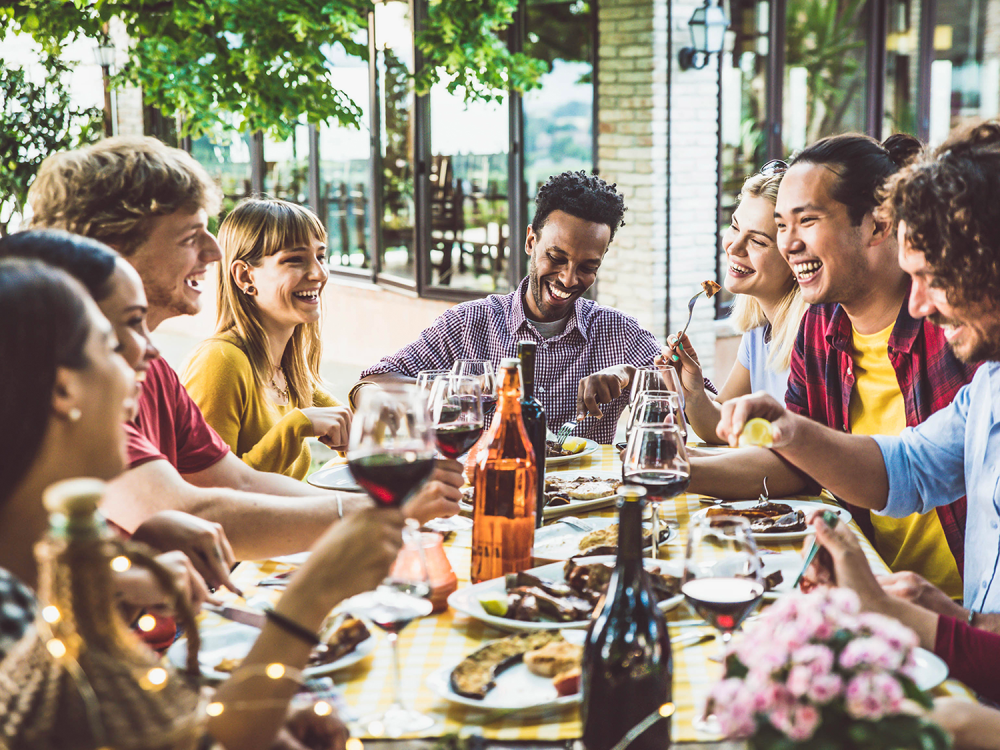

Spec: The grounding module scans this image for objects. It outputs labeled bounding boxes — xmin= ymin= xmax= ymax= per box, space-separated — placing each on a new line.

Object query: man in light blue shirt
xmin=714 ymin=121 xmax=1000 ymax=634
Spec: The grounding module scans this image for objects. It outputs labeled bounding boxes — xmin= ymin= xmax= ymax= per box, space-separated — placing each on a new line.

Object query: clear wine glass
xmin=415 ymin=369 xmax=451 ymax=393
xmin=622 ymin=423 xmax=690 ymax=559
xmin=343 ymin=531 xmax=436 ymax=736
xmin=682 ymin=514 xmax=764 ymax=735
xmin=625 ymin=391 xmax=684 ymax=443
xmin=450 ymin=360 xmax=498 ymax=420
xmin=427 ymin=374 xmax=484 ymax=460
xmin=630 ymin=364 xmax=686 ymax=408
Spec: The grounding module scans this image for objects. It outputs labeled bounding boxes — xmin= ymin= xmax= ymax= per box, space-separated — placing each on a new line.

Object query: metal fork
xmin=551 ymin=417 xmax=581 ymax=448
xmin=675 ymin=288 xmax=705 ymax=344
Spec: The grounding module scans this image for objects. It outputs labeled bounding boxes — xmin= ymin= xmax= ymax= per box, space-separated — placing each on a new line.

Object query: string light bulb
xmin=147 ymin=667 xmax=168 ymax=686
xmin=345 ymin=739 xmax=364 ymax=750
xmin=313 ymin=700 xmax=332 ymax=716
xmin=46 ymin=639 xmax=67 ymax=658
xmin=206 ymin=702 xmax=224 ymax=717
xmin=137 ymin=614 xmax=157 ymax=632
xmin=110 ymin=555 xmax=131 ymax=572
xmin=658 ymin=703 xmax=675 ymax=718
xmin=265 ymin=663 xmax=285 ymax=680
xmin=41 ymin=605 xmax=61 ymax=623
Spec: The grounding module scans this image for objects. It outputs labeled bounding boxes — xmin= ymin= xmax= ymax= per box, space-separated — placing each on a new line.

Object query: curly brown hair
xmin=27 ymin=135 xmax=221 ymax=256
xmin=881 ymin=121 xmax=1000 ymax=308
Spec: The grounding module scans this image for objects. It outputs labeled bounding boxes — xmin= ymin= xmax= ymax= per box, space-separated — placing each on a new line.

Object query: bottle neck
xmin=519 ymin=348 xmax=536 ymax=400
xmin=496 ymin=366 xmax=524 ymax=420
xmin=616 ymin=498 xmax=645 ymax=568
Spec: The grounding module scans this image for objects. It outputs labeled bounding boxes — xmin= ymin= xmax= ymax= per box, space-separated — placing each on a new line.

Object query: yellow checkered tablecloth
xmin=219 ymin=445 xmax=971 ymax=743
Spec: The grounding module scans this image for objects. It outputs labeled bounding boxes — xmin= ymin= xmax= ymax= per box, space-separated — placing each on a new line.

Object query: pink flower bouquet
xmin=706 ymin=588 xmax=949 ymax=749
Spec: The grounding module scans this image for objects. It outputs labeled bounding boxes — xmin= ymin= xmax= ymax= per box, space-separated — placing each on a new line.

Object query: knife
xmin=203 ymin=603 xmax=268 ymax=629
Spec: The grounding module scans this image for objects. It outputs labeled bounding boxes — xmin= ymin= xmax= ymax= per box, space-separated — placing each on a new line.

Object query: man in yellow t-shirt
xmin=848 ymin=323 xmax=964 ymax=599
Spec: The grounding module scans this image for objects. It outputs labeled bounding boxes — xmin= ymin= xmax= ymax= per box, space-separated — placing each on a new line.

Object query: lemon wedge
xmin=561 ymin=437 xmax=586 ymax=454
xmin=478 ymin=593 xmax=509 ymax=617
xmin=739 ymin=418 xmax=774 ymax=448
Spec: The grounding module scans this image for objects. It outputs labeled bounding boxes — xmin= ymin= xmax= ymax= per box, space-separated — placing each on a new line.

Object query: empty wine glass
xmin=625 ymin=391 xmax=684 ymax=443
xmin=428 ymin=374 xmax=484 ymax=460
xmin=415 ymin=369 xmax=451 ymax=393
xmin=622 ymin=423 xmax=690 ymax=559
xmin=682 ymin=514 xmax=764 ymax=735
xmin=344 ymin=531 xmax=436 ymax=736
xmin=451 ymin=360 xmax=498 ymax=419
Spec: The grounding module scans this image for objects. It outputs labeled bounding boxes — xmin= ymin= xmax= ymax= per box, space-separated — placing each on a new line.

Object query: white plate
xmin=448 ymin=555 xmax=684 ymax=633
xmin=759 ymin=550 xmax=805 ymax=600
xmin=307 ymin=463 xmax=362 ymax=492
xmin=459 ymin=469 xmax=624 ymax=519
xmin=533 ymin=517 xmax=678 ymax=562
xmin=545 ymin=438 xmax=599 ymax=466
xmin=166 ymin=620 xmax=376 ymax=682
xmin=427 ymin=644 xmax=581 ymax=713
xmin=912 ymin=647 xmax=949 ymax=692
xmin=691 ymin=500 xmax=852 ymax=542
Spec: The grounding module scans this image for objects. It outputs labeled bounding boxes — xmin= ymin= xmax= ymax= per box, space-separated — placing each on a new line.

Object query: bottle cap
xmin=499 ymin=357 xmax=520 ymax=370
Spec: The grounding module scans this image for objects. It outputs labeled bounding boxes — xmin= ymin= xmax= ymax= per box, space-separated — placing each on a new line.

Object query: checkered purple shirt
xmin=360 ymin=278 xmax=663 ymax=444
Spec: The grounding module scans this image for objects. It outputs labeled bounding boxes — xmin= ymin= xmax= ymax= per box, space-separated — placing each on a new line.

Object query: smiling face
xmin=898 ymin=222 xmax=1000 ymax=363
xmin=774 ymin=163 xmax=877 ymax=306
xmin=66 ymin=298 xmax=137 ymax=480
xmin=525 ymin=210 xmax=609 ymax=322
xmin=241 ymin=236 xmax=329 ymax=334
xmin=723 ymin=195 xmax=795 ymax=304
xmin=97 ymin=260 xmax=159 ymax=406
xmin=125 ymin=207 xmax=221 ymax=329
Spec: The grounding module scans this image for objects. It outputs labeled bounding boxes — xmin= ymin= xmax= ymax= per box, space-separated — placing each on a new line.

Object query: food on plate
xmin=553 ymin=666 xmax=581 ymax=696
xmin=545 ymin=439 xmax=585 ymax=458
xmin=523 ymin=640 xmax=583 ymax=677
xmin=449 ymin=630 xmax=564 ymax=699
xmin=478 ymin=592 xmax=510 ymax=617
xmin=214 ymin=657 xmax=241 ymax=674
xmin=310 ymin=615 xmax=371 ymax=666
xmin=545 ymin=474 xmax=621 ymax=503
xmin=700 ymin=279 xmax=722 ymax=298
xmin=577 ymin=523 xmax=671 ymax=555
xmin=705 ymin=501 xmax=806 ymax=534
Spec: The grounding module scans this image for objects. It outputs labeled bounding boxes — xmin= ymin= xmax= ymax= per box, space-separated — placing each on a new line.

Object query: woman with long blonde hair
xmin=666 ymin=163 xmax=806 ymax=444
xmin=182 ymin=198 xmax=351 ymax=479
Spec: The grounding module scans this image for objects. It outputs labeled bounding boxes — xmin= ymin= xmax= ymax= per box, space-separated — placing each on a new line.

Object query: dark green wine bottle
xmin=582 ymin=486 xmax=672 ymax=750
xmin=517 ymin=340 xmax=547 ymax=529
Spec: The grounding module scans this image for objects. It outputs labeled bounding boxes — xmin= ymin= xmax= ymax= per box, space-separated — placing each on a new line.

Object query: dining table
xmin=194 ymin=444 xmax=974 ymax=749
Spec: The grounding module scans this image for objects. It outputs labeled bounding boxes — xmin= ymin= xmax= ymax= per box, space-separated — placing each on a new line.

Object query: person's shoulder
xmin=185 ymin=336 xmax=252 ymax=379
xmin=584 ymin=299 xmax=647 ymax=331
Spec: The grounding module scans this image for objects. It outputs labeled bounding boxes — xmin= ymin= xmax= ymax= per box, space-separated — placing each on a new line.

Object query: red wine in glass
xmin=434 ymin=423 xmax=484 ymax=459
xmin=681 ymin=577 xmax=763 ymax=633
xmin=481 ymin=394 xmax=498 ymax=419
xmin=347 ymin=454 xmax=436 ymax=507
xmin=624 ymin=469 xmax=690 ymax=500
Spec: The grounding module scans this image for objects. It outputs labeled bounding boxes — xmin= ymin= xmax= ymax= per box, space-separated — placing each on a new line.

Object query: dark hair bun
xmin=938 ymin=120 xmax=1000 ymax=158
xmin=881 ymin=133 xmax=923 ymax=169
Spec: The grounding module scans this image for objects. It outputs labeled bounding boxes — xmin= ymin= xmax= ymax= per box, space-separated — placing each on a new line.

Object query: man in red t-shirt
xmin=28 ymin=136 xmax=463 ymax=560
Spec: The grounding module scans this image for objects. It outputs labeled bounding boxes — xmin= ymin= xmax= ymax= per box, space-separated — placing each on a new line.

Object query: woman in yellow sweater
xmin=183 ymin=199 xmax=351 ymax=479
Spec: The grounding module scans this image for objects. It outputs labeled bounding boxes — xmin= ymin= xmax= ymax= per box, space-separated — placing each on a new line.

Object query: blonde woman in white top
xmin=666 ymin=162 xmax=806 ymax=444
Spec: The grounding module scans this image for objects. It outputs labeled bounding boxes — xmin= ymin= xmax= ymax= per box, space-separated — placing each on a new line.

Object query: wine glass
xmin=343 ymin=531 xmax=436 ymax=736
xmin=625 ymin=391 xmax=684 ymax=443
xmin=415 ymin=368 xmax=451 ymax=393
xmin=683 ymin=514 xmax=764 ymax=735
xmin=451 ymin=360 xmax=498 ymax=419
xmin=630 ymin=364 xmax=686 ymax=408
xmin=428 ymin=374 xmax=484 ymax=459
xmin=622 ymin=424 xmax=690 ymax=559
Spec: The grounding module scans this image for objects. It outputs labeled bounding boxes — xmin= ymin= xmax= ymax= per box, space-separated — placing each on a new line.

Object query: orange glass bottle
xmin=471 ymin=358 xmax=537 ymax=583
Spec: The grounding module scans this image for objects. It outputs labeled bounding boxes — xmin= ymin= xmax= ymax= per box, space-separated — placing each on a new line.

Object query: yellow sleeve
xmin=311 ymin=385 xmax=344 ymax=409
xmin=181 ymin=339 xmax=313 ymax=476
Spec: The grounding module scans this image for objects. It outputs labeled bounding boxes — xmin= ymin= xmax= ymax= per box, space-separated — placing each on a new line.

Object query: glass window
xmin=263 ymin=123 xmax=311 ymax=204
xmin=929 ymin=0 xmax=997 ymax=145
xmin=523 ymin=0 xmax=595 ymax=226
xmin=321 ymin=42 xmax=373 ymax=272
xmin=717 ymin=0 xmax=772 ymax=315
xmin=190 ymin=127 xmax=254 ymax=217
xmin=375 ymin=0 xmax=416 ymax=284
xmin=883 ymin=0 xmax=924 ymax=136
xmin=782 ymin=0 xmax=870 ymax=152
xmin=428 ymin=86 xmax=510 ymax=292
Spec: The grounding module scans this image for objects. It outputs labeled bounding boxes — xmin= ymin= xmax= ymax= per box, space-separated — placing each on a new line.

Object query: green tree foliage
xmin=0 ymin=0 xmax=544 ymax=141
xmin=0 ymin=54 xmax=102 ymax=235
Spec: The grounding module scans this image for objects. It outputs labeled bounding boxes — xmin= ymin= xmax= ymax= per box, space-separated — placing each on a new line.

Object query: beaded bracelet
xmin=264 ymin=609 xmax=321 ymax=646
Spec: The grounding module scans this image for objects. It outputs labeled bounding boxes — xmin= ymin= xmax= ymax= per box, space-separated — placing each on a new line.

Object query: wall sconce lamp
xmin=678 ymin=0 xmax=729 ymax=71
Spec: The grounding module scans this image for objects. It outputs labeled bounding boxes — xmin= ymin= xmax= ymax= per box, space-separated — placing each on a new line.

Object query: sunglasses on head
xmin=757 ymin=159 xmax=789 ymax=177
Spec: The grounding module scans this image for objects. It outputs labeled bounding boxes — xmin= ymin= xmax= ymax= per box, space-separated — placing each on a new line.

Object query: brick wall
xmin=596 ymin=0 xmax=721 ymax=378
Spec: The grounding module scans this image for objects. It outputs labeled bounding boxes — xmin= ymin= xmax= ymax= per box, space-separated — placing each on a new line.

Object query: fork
xmin=674 ymin=288 xmax=705 ymax=345
xmin=551 ymin=417 xmax=581 ymax=448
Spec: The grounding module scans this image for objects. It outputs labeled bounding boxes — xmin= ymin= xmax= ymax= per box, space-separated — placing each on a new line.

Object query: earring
xmin=245 ymin=285 xmax=257 ymax=296
xmin=68 ymin=408 xmax=82 ymax=422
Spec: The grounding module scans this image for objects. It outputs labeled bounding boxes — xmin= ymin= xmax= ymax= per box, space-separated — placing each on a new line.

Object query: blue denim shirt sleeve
xmin=872 ymin=382 xmax=970 ymax=518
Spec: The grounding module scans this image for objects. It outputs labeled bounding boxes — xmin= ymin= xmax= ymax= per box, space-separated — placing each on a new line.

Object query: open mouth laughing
xmin=184 ymin=270 xmax=206 ymax=292
xmin=792 ymin=259 xmax=823 ymax=283
xmin=728 ymin=261 xmax=755 ymax=277
xmin=292 ymin=288 xmax=322 ymax=304
xmin=545 ymin=281 xmax=575 ymax=304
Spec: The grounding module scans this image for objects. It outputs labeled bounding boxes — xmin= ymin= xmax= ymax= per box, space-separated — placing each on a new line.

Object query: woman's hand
xmin=800 ymin=511 xmax=890 ymax=613
xmin=132 ymin=510 xmax=241 ymax=595
xmin=114 ymin=549 xmax=218 ymax=613
xmin=404 ymin=458 xmax=463 ymax=523
xmin=662 ymin=332 xmax=706 ymax=398
xmin=302 ymin=407 xmax=353 ymax=452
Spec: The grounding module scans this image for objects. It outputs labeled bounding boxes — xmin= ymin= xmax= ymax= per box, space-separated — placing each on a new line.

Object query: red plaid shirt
xmin=785 ymin=292 xmax=978 ymax=572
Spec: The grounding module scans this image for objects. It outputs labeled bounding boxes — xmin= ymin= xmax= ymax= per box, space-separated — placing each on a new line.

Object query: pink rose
xmin=710 ymin=679 xmax=757 ymax=738
xmin=806 ymin=673 xmax=843 ymax=704
xmin=845 ymin=672 xmax=891 ymax=720
xmin=792 ymin=644 xmax=835 ymax=675
xmin=839 ymin=637 xmax=899 ymax=671
xmin=787 ymin=704 xmax=821 ymax=741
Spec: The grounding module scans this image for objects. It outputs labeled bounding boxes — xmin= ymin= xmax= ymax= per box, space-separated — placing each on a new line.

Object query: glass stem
xmin=388 ymin=631 xmax=405 ymax=710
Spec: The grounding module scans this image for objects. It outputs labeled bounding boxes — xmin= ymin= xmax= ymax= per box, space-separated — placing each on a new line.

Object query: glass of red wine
xmin=682 ymin=514 xmax=764 ymax=735
xmin=428 ymin=374 xmax=484 ymax=460
xmin=622 ymin=423 xmax=690 ymax=559
xmin=451 ymin=359 xmax=498 ymax=419
xmin=344 ymin=384 xmax=438 ymax=735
